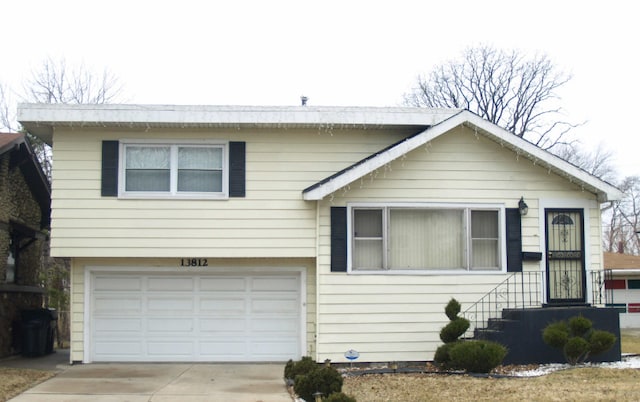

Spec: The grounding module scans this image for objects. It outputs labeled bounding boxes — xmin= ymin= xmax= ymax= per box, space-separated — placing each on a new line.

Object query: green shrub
xmin=589 ymin=330 xmax=617 ymax=355
xmin=448 ymin=340 xmax=507 ymax=373
xmin=568 ymin=315 xmax=592 ymax=337
xmin=433 ymin=298 xmax=506 ymax=372
xmin=542 ymin=322 xmax=569 ymax=348
xmin=542 ymin=315 xmax=616 ymax=365
xmin=445 ymin=298 xmax=462 ymax=321
xmin=439 ymin=317 xmax=470 ymax=343
xmin=434 ymin=341 xmax=458 ymax=369
xmin=294 ymin=366 xmax=343 ymax=402
xmin=284 ymin=356 xmax=317 ymax=380
xmin=564 ymin=337 xmax=590 ymax=364
xmin=324 ymin=392 xmax=357 ymax=402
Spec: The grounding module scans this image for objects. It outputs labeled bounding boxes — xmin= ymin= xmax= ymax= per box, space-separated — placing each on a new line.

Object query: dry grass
xmin=0 ymin=368 xmax=53 ymax=402
xmin=621 ymin=329 xmax=640 ymax=354
xmin=343 ymin=368 xmax=640 ymax=402
xmin=343 ymin=331 xmax=640 ymax=402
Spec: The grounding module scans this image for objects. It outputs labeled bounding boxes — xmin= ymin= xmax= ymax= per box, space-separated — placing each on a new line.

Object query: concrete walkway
xmin=4 ymin=351 xmax=292 ymax=402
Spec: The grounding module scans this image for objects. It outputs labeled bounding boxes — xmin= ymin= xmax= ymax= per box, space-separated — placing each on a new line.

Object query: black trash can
xmin=21 ymin=309 xmax=58 ymax=357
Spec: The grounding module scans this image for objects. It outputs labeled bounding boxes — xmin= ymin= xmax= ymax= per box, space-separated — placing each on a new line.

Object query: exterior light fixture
xmin=518 ymin=197 xmax=529 ymax=216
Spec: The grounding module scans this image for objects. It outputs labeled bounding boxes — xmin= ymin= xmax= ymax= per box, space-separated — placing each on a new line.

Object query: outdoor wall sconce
xmin=518 ymin=197 xmax=529 ymax=216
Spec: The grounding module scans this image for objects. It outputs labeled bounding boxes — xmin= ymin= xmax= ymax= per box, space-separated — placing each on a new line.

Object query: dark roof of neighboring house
xmin=604 ymin=252 xmax=640 ymax=270
xmin=0 ymin=133 xmax=51 ymax=228
xmin=0 ymin=133 xmax=24 ymax=153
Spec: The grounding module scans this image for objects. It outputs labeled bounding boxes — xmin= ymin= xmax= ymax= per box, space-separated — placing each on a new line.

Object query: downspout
xmin=314 ymin=199 xmax=321 ymax=361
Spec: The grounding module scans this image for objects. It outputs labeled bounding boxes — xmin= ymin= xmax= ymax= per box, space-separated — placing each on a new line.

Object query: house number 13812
xmin=180 ymin=258 xmax=208 ymax=267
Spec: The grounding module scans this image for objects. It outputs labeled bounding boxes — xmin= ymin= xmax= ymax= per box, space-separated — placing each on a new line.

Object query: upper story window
xmin=350 ymin=204 xmax=504 ymax=272
xmin=120 ymin=142 xmax=227 ymax=198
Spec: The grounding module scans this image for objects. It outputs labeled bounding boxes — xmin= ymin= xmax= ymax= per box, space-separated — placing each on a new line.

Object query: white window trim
xmin=347 ymin=202 xmax=507 ymax=275
xmin=118 ymin=139 xmax=229 ymax=199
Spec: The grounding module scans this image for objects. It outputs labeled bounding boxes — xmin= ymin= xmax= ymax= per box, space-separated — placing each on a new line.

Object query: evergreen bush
xmin=284 ymin=356 xmax=317 ymax=380
xmin=324 ymin=391 xmax=357 ymax=402
xmin=542 ymin=315 xmax=616 ymax=365
xmin=433 ymin=298 xmax=507 ymax=373
xmin=448 ymin=340 xmax=508 ymax=373
xmin=293 ymin=366 xmax=343 ymax=402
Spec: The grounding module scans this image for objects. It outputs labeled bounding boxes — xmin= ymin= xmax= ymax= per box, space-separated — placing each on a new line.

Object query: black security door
xmin=545 ymin=209 xmax=586 ymax=304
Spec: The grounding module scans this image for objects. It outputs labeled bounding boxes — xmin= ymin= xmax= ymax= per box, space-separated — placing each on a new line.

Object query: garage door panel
xmin=200 ymin=297 xmax=245 ymax=313
xmin=94 ymin=317 xmax=142 ymax=332
xmin=252 ymin=276 xmax=298 ymax=291
xmin=200 ymin=341 xmax=247 ymax=358
xmin=147 ymin=341 xmax=194 ymax=357
xmin=200 ymin=317 xmax=246 ymax=332
xmin=148 ymin=317 xmax=194 ymax=332
xmin=251 ymin=317 xmax=298 ymax=332
xmin=95 ymin=341 xmax=143 ymax=357
xmin=250 ymin=340 xmax=299 ymax=357
xmin=147 ymin=297 xmax=194 ymax=311
xmin=91 ymin=272 xmax=301 ymax=362
xmin=148 ymin=276 xmax=194 ymax=291
xmin=94 ymin=276 xmax=142 ymax=291
xmin=251 ymin=298 xmax=298 ymax=314
xmin=93 ymin=297 xmax=142 ymax=314
xmin=200 ymin=277 xmax=246 ymax=291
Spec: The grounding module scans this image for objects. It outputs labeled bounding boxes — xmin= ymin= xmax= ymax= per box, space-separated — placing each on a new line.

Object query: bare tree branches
xmin=0 ymin=83 xmax=18 ymax=132
xmin=405 ymin=45 xmax=577 ymax=151
xmin=603 ymin=176 xmax=640 ymax=255
xmin=23 ymin=57 xmax=123 ymax=104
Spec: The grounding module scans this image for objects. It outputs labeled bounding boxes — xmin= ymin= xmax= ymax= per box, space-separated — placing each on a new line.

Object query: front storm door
xmin=545 ymin=209 xmax=586 ymax=304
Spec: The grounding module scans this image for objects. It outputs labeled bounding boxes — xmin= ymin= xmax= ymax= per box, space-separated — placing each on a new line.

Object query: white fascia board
xmin=610 ymin=269 xmax=640 ymax=276
xmin=303 ymin=110 xmax=623 ymax=202
xmin=17 ymin=103 xmax=462 ymax=127
xmin=18 ymin=103 xmax=462 ymax=144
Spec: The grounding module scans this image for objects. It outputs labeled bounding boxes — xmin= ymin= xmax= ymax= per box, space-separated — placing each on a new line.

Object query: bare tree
xmin=0 ymin=83 xmax=18 ymax=132
xmin=603 ymin=176 xmax=640 ymax=255
xmin=554 ymin=142 xmax=617 ymax=184
xmin=405 ymin=45 xmax=579 ymax=150
xmin=23 ymin=57 xmax=123 ymax=104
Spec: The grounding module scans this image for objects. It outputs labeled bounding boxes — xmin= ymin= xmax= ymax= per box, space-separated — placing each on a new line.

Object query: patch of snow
xmin=510 ymin=355 xmax=640 ymax=377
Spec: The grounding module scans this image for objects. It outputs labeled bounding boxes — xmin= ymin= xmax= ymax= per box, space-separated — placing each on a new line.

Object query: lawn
xmin=342 ymin=330 xmax=640 ymax=402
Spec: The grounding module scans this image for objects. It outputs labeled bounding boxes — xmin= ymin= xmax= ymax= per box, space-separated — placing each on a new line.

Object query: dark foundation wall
xmin=477 ymin=307 xmax=621 ymax=365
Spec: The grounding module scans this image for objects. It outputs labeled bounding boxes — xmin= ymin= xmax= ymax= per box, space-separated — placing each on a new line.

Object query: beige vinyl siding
xmin=68 ymin=257 xmax=316 ymax=363
xmin=50 ymin=127 xmax=405 ymax=258
xmin=315 ymin=125 xmax=604 ymax=362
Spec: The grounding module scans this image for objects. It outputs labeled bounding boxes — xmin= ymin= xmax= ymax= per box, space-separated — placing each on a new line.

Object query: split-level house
xmin=0 ymin=133 xmax=51 ymax=356
xmin=17 ymin=104 xmax=622 ymax=364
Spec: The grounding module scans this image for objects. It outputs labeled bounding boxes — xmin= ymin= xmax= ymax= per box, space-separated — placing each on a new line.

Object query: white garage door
xmin=90 ymin=272 xmax=302 ymax=362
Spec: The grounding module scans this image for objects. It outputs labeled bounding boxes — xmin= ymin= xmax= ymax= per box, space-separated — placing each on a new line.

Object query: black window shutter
xmin=331 ymin=207 xmax=348 ymax=272
xmin=229 ymin=141 xmax=246 ymax=197
xmin=506 ymin=208 xmax=523 ymax=272
xmin=101 ymin=141 xmax=119 ymax=197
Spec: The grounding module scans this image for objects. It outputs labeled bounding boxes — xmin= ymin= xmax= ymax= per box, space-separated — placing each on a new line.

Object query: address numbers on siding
xmin=180 ymin=258 xmax=209 ymax=267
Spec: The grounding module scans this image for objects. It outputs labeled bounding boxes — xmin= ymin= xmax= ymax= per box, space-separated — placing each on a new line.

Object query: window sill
xmin=348 ymin=268 xmax=505 ymax=275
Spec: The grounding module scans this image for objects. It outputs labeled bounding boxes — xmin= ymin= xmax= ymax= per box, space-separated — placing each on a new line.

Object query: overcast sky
xmin=3 ymin=0 xmax=638 ymax=179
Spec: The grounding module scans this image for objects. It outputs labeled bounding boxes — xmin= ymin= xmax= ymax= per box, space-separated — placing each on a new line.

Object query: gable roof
xmin=302 ymin=110 xmax=622 ymax=203
xmin=604 ymin=252 xmax=640 ymax=270
xmin=0 ymin=133 xmax=51 ymax=228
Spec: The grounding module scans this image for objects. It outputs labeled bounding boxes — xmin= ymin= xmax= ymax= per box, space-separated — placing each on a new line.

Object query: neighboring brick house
xmin=0 ymin=133 xmax=51 ymax=356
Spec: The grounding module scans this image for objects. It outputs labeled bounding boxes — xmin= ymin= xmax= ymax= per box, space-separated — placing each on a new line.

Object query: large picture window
xmin=351 ymin=205 xmax=502 ymax=272
xmin=121 ymin=142 xmax=226 ymax=198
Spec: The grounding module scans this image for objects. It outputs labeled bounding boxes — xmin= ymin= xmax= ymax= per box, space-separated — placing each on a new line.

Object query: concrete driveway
xmin=7 ymin=351 xmax=292 ymax=402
